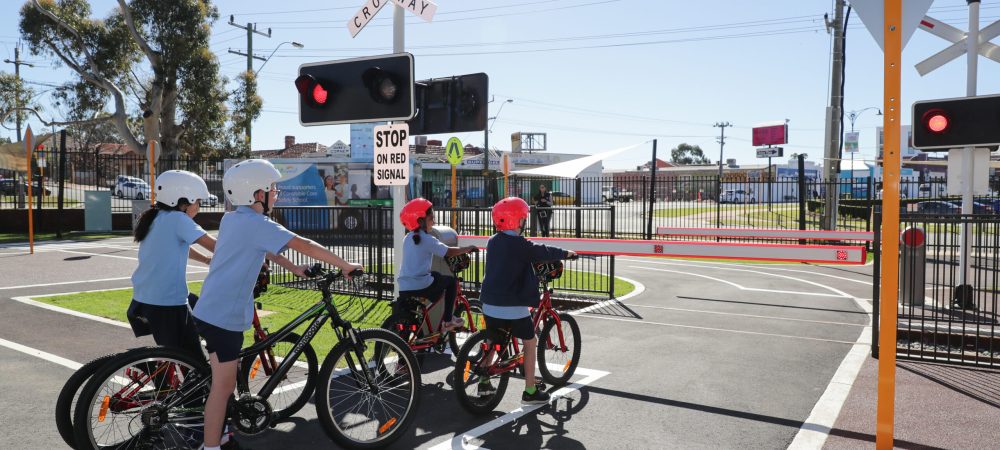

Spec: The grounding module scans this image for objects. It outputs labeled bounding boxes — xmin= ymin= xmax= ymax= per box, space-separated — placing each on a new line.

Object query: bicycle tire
xmin=315 ymin=328 xmax=421 ymax=449
xmin=448 ymin=299 xmax=484 ymax=357
xmin=537 ymin=313 xmax=582 ymax=386
xmin=239 ymin=332 xmax=318 ymax=422
xmin=453 ymin=331 xmax=510 ymax=415
xmin=72 ymin=346 xmax=209 ymax=450
xmin=55 ymin=353 xmax=117 ymax=449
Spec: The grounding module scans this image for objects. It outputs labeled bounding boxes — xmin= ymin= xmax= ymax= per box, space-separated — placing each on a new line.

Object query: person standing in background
xmin=534 ymin=184 xmax=553 ymax=237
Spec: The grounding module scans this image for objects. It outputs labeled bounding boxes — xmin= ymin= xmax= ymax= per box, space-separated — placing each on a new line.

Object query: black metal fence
xmin=873 ymin=211 xmax=1000 ymax=368
xmin=270 ymin=205 xmax=618 ymax=300
xmin=1 ymin=148 xmax=225 ymax=212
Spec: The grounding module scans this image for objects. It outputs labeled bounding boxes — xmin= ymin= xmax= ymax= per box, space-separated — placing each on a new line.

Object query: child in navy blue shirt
xmin=479 ymin=197 xmax=576 ymax=405
xmin=398 ymin=198 xmax=477 ymax=331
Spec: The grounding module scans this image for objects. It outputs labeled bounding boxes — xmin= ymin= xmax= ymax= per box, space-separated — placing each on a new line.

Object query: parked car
xmin=0 ymin=179 xmax=51 ymax=196
xmin=602 ymin=186 xmax=634 ymax=202
xmin=947 ymin=200 xmax=993 ymax=214
xmin=202 ymin=193 xmax=219 ymax=207
xmin=116 ymin=180 xmax=152 ymax=200
xmin=917 ymin=184 xmax=944 ymax=197
xmin=112 ymin=175 xmax=143 ymax=190
xmin=916 ymin=200 xmax=961 ymax=214
xmin=550 ymin=191 xmax=576 ymax=205
xmin=719 ymin=189 xmax=756 ymax=204
xmin=975 ymin=197 xmax=1000 ymax=213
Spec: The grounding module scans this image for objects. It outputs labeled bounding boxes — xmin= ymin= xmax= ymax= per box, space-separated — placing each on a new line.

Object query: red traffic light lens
xmin=312 ymin=84 xmax=328 ymax=105
xmin=923 ymin=109 xmax=949 ymax=134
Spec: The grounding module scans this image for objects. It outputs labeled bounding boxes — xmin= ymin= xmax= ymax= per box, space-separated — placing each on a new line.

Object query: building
xmin=253 ymin=136 xmax=328 ymax=159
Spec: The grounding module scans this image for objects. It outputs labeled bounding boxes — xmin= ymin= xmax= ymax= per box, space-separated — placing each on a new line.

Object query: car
xmin=203 ymin=193 xmax=219 ymax=207
xmin=550 ymin=191 xmax=576 ymax=205
xmin=918 ymin=184 xmax=945 ymax=197
xmin=719 ymin=189 xmax=756 ymax=204
xmin=946 ymin=200 xmax=993 ymax=214
xmin=602 ymin=186 xmax=634 ymax=202
xmin=0 ymin=179 xmax=51 ymax=196
xmin=116 ymin=180 xmax=152 ymax=200
xmin=112 ymin=175 xmax=143 ymax=189
xmin=916 ymin=200 xmax=961 ymax=214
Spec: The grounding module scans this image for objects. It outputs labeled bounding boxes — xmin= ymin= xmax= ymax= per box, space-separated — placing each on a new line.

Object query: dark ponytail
xmin=412 ymin=227 xmax=422 ymax=245
xmin=133 ymin=198 xmax=192 ymax=242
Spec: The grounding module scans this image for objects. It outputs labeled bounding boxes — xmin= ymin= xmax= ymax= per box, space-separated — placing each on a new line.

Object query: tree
xmin=221 ymin=71 xmax=262 ymax=159
xmin=19 ymin=0 xmax=228 ymax=159
xmin=670 ymin=143 xmax=711 ymax=165
xmin=0 ymin=72 xmax=43 ymax=139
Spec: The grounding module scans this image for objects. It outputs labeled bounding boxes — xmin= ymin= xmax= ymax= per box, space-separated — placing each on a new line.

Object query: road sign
xmin=391 ymin=0 xmax=437 ymax=22
xmin=446 ymin=137 xmax=463 ymax=166
xmin=373 ymin=123 xmax=410 ymax=186
xmin=844 ymin=132 xmax=859 ymax=153
xmin=755 ymin=147 xmax=783 ymax=158
xmin=915 ymin=16 xmax=1000 ymax=76
xmin=348 ymin=0 xmax=390 ymax=38
xmin=851 ymin=0 xmax=932 ymax=51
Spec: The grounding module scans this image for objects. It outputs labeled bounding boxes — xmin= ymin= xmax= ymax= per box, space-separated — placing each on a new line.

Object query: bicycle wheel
xmin=453 ymin=331 xmax=510 ymax=415
xmin=73 ymin=347 xmax=210 ymax=450
xmin=448 ymin=299 xmax=484 ymax=356
xmin=240 ymin=332 xmax=318 ymax=421
xmin=537 ymin=313 xmax=582 ymax=386
xmin=315 ymin=328 xmax=420 ymax=449
xmin=55 ymin=353 xmax=117 ymax=449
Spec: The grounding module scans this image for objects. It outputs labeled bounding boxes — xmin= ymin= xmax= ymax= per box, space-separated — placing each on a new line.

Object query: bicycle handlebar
xmin=303 ymin=263 xmax=364 ymax=280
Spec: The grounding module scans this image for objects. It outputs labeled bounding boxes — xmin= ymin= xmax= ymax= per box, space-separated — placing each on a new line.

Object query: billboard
xmin=752 ymin=122 xmax=788 ymax=146
xmin=269 ymin=161 xmax=373 ymax=230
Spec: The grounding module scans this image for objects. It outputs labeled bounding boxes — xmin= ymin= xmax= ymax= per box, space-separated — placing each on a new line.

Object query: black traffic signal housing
xmin=407 ymin=73 xmax=488 ymax=135
xmin=912 ymin=94 xmax=1000 ymax=151
xmin=296 ymin=53 xmax=415 ymax=126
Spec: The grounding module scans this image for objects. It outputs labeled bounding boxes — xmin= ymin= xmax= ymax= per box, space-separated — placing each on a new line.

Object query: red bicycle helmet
xmin=400 ymin=198 xmax=433 ymax=231
xmin=492 ymin=197 xmax=530 ymax=231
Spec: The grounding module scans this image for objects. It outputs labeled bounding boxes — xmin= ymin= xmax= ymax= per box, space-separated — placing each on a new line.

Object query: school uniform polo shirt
xmin=131 ymin=210 xmax=207 ymax=306
xmin=193 ymin=206 xmax=295 ymax=331
xmin=397 ymin=231 xmax=449 ymax=292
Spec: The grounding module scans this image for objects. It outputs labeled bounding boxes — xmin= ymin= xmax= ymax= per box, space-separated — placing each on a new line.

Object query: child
xmin=192 ymin=159 xmax=362 ymax=450
xmin=397 ymin=198 xmax=477 ymax=331
xmin=127 ymin=170 xmax=216 ymax=358
xmin=478 ymin=197 xmax=576 ymax=404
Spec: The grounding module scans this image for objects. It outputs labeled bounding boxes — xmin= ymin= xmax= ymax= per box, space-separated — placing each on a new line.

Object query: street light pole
xmin=484 ymin=98 xmax=513 ymax=202
xmin=255 ymin=41 xmax=304 ymax=75
xmin=845 ymin=107 xmax=881 ymax=197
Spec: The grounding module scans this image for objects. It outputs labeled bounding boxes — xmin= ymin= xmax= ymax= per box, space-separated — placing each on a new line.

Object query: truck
xmin=602 ymin=186 xmax=634 ymax=203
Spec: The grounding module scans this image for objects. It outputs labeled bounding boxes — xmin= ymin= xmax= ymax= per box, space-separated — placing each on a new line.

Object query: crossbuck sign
xmin=348 ymin=0 xmax=438 ymax=38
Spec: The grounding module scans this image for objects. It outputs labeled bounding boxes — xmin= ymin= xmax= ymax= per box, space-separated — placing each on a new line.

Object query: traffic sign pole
xmin=446 ymin=137 xmax=463 ymax=229
xmin=392 ymin=4 xmax=405 ymax=301
xmin=876 ymin=0 xmax=902 ymax=448
xmin=25 ymin=126 xmax=34 ymax=255
xmin=148 ymin=140 xmax=156 ymax=206
xmin=958 ymin=1 xmax=980 ymax=292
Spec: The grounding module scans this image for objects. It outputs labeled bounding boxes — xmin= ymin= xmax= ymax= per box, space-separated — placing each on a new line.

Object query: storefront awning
xmin=511 ymin=141 xmax=648 ymax=178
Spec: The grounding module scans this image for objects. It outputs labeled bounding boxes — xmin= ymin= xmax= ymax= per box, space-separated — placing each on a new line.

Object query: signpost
xmin=501 ymin=152 xmax=512 ymax=197
xmin=755 ymin=146 xmax=783 ymax=158
xmin=24 ymin=126 xmax=34 ymax=254
xmin=447 ymin=137 xmax=462 ymax=227
xmin=147 ymin=140 xmax=157 ymax=206
xmin=372 ymin=123 xmax=410 ymax=186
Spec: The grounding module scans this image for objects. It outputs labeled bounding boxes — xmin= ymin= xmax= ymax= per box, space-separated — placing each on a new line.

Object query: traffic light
xmin=296 ymin=53 xmax=415 ymax=126
xmin=912 ymin=94 xmax=1000 ymax=150
xmin=407 ymin=73 xmax=488 ymax=135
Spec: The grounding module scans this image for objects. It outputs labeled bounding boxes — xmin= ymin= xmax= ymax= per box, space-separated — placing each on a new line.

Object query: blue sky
xmin=3 ymin=0 xmax=1000 ymax=169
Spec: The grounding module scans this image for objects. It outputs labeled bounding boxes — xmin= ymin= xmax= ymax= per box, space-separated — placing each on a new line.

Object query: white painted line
xmin=11 ymin=295 xmax=131 ymax=329
xmin=568 ymin=275 xmax=646 ymax=317
xmin=624 ymin=304 xmax=867 ymax=327
xmin=429 ymin=365 xmax=610 ymax=450
xmin=0 ymin=337 xmax=81 ymax=370
xmin=0 ymin=269 xmax=207 ymax=290
xmin=788 ymin=297 xmax=873 ymax=450
xmin=620 ymin=258 xmax=873 ymax=286
xmin=575 ymin=314 xmax=858 ymax=345
xmin=655 ymin=227 xmax=874 ymax=241
xmin=627 ymin=266 xmax=849 ymax=299
xmin=272 ymin=380 xmax=308 ymax=395
xmin=623 ymin=259 xmax=855 ymax=298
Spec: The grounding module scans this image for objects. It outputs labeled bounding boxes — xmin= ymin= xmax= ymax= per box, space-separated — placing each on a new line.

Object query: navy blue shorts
xmin=194 ymin=318 xmax=244 ymax=363
xmin=484 ymin=315 xmax=535 ymax=342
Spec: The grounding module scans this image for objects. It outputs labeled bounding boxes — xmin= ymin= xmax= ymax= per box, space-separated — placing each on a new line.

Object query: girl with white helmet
xmin=193 ymin=159 xmax=362 ymax=450
xmin=127 ymin=170 xmax=217 ymax=358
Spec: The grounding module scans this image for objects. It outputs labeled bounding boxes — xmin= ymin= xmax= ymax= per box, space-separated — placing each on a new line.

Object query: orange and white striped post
xmin=876 ymin=0 xmax=902 ymax=448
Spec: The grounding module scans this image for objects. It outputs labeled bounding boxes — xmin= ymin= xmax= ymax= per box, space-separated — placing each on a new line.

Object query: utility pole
xmin=227 ymin=16 xmax=271 ymax=150
xmin=822 ymin=0 xmax=846 ymax=230
xmin=4 ymin=43 xmax=34 ymax=142
xmin=714 ymin=121 xmax=731 ymax=228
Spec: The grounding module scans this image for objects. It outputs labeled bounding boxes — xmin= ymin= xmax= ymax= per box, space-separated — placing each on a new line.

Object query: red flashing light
xmin=312 ymin=84 xmax=328 ymax=106
xmin=923 ymin=109 xmax=950 ymax=134
xmin=900 ymin=227 xmax=925 ymax=248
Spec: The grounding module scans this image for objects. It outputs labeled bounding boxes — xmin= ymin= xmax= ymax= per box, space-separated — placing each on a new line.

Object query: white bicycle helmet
xmin=155 ymin=170 xmax=210 ymax=207
xmin=223 ymin=159 xmax=282 ymax=206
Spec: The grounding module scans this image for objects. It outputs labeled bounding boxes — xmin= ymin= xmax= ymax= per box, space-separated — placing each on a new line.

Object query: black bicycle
xmin=72 ymin=265 xmax=421 ymax=449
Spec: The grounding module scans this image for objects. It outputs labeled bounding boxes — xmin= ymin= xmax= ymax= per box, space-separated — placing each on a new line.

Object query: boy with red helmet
xmin=479 ymin=197 xmax=577 ymax=404
xmin=398 ymin=198 xmax=478 ymax=331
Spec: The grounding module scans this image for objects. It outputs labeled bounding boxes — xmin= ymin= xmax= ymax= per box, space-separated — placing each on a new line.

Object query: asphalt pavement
xmin=0 ymin=237 xmax=877 ymax=449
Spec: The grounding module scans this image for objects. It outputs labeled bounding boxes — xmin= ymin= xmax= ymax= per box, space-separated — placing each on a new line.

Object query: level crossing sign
xmin=373 ymin=123 xmax=410 ymax=186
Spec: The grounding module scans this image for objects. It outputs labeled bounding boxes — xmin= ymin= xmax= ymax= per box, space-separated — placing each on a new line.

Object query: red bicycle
xmin=452 ymin=259 xmax=582 ymax=414
xmin=382 ymin=253 xmax=485 ymax=360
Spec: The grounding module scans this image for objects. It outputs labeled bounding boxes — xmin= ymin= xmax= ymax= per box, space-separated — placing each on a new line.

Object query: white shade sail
xmin=511 ymin=141 xmax=648 ymax=178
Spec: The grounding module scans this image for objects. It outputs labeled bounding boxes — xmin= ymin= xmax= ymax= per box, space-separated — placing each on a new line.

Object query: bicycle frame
xmin=402 ymin=277 xmax=478 ymax=352
xmin=481 ymin=281 xmax=569 ymax=377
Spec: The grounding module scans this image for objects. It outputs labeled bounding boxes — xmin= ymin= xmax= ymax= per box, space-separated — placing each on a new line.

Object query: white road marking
xmin=627 ymin=265 xmax=849 ymax=298
xmin=624 ymin=303 xmax=866 ymax=327
xmin=576 ymin=314 xmax=858 ymax=345
xmin=0 ymin=269 xmax=206 ymax=290
xmin=11 ymin=295 xmax=131 ymax=329
xmin=620 ymin=258 xmax=873 ymax=286
xmin=429 ymin=365 xmax=610 ymax=450
xmin=622 ymin=259 xmax=854 ymax=298
xmin=568 ymin=275 xmax=645 ymax=317
xmin=0 ymin=337 xmax=81 ymax=370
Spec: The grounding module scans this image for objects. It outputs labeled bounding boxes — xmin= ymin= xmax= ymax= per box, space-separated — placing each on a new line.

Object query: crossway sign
xmin=446 ymin=137 xmax=463 ymax=166
xmin=348 ymin=0 xmax=438 ymax=38
xmin=915 ymin=16 xmax=1000 ymax=76
xmin=373 ymin=123 xmax=410 ymax=186
xmin=391 ymin=0 xmax=437 ymax=22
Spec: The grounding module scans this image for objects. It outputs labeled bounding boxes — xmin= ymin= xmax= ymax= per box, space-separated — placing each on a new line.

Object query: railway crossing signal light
xmin=296 ymin=53 xmax=415 ymax=126
xmin=407 ymin=73 xmax=488 ymax=135
xmin=912 ymin=94 xmax=1000 ymax=150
